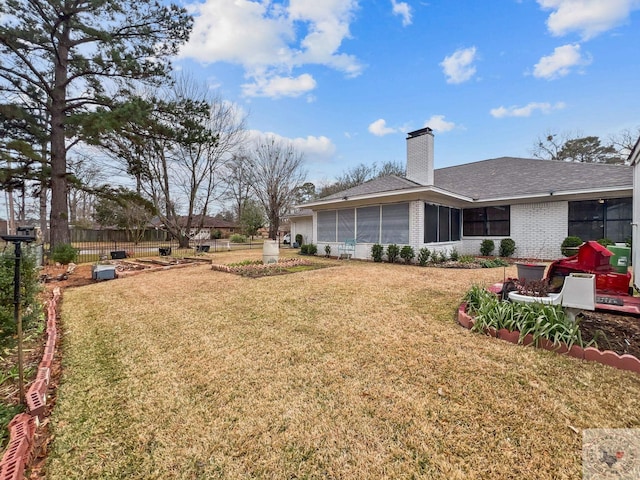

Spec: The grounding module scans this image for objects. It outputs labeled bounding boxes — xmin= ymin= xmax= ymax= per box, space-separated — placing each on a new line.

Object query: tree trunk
xmin=49 ymin=26 xmax=71 ymax=248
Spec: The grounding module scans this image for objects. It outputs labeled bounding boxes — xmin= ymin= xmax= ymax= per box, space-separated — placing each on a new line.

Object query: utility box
xmin=92 ymin=265 xmax=116 ymax=281
xmin=607 ymin=246 xmax=631 ymax=274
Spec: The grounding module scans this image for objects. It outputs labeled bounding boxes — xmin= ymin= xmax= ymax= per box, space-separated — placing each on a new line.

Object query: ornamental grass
xmin=46 ymin=251 xmax=640 ymax=479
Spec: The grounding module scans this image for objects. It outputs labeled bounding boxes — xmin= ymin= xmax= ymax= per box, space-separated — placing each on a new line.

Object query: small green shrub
xmin=324 ymin=244 xmax=331 ymax=257
xmin=0 ymin=248 xmax=42 ymax=347
xmin=229 ymin=234 xmax=247 ymax=243
xmin=386 ymin=244 xmax=400 ymax=263
xmin=458 ymin=255 xmax=476 ymax=264
xmin=499 ymin=238 xmax=516 ymax=257
xmin=51 ymin=243 xmax=78 ymax=265
xmin=480 ymin=239 xmax=495 ymax=256
xmin=417 ymin=247 xmax=430 ymax=266
xmin=300 ymin=244 xmax=317 ymax=255
xmin=295 ymin=234 xmax=303 ymax=246
xmin=371 ymin=244 xmax=384 ymax=262
xmin=597 ymin=238 xmax=614 ymax=247
xmin=480 ymin=257 xmax=509 ymax=268
xmin=430 ymin=250 xmax=447 ymax=264
xmin=449 ymin=247 xmax=459 ymax=262
xmin=561 ymin=236 xmax=582 ymax=256
xmin=211 ymin=229 xmax=223 ymax=240
xmin=400 ymin=245 xmax=415 ymax=264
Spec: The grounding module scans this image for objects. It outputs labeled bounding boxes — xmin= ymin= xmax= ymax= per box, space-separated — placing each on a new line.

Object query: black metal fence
xmin=68 ymin=228 xmax=266 ymax=263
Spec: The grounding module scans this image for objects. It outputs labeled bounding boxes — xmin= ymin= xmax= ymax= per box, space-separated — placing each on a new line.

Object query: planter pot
xmin=515 ymin=263 xmax=547 ymax=282
xmin=263 ymin=240 xmax=279 ymax=264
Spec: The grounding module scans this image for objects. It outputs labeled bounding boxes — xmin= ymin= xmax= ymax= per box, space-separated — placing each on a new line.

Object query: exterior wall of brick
xmin=406 ymin=130 xmax=434 ymax=185
xmin=409 ymin=200 xmax=423 ymax=249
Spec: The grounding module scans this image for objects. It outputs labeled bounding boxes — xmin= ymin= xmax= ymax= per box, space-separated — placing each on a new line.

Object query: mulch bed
xmin=579 ymin=311 xmax=640 ymax=358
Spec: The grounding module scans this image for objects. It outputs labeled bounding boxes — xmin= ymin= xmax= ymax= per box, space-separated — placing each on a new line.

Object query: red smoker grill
xmin=546 ymin=241 xmax=640 ymax=315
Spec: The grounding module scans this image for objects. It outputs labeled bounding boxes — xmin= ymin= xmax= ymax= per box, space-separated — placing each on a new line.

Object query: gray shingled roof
xmin=321 ymin=175 xmax=421 ymax=200
xmin=318 ymin=157 xmax=631 ymax=201
xmin=435 ymin=157 xmax=631 ymax=200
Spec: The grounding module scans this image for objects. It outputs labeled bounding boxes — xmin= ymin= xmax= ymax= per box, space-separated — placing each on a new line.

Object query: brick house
xmin=296 ymin=128 xmax=632 ymax=260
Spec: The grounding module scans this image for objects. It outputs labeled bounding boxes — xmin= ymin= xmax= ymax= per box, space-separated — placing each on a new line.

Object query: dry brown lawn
xmin=46 ymin=251 xmax=640 ymax=479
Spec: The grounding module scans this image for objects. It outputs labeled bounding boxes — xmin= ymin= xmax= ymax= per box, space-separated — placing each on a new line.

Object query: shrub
xmin=229 ymin=234 xmax=247 ymax=243
xmin=417 ymin=247 xmax=430 ymax=266
xmin=400 ymin=246 xmax=415 ymax=264
xmin=449 ymin=247 xmax=459 ymax=262
xmin=211 ymin=229 xmax=223 ymax=240
xmin=295 ymin=234 xmax=303 ymax=246
xmin=480 ymin=258 xmax=509 ymax=268
xmin=386 ymin=244 xmax=400 ymax=263
xmin=324 ymin=244 xmax=331 ymax=257
xmin=371 ymin=244 xmax=384 ymax=262
xmin=499 ymin=238 xmax=516 ymax=257
xmin=459 ymin=255 xmax=476 ymax=264
xmin=480 ymin=239 xmax=495 ymax=256
xmin=301 ymin=244 xmax=317 ymax=255
xmin=51 ymin=243 xmax=77 ymax=265
xmin=0 ymin=248 xmax=42 ymax=347
xmin=561 ymin=236 xmax=582 ymax=257
xmin=597 ymin=238 xmax=614 ymax=247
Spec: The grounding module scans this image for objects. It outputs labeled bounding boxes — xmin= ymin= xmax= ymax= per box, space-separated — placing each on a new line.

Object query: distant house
xmin=151 ymin=215 xmax=237 ymax=239
xmin=296 ymin=128 xmax=632 ymax=260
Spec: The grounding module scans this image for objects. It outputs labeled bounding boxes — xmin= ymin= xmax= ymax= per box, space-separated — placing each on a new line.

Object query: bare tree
xmin=131 ymin=80 xmax=246 ymax=247
xmin=531 ymin=131 xmax=575 ymax=160
xmin=249 ymin=136 xmax=306 ymax=239
xmin=67 ymin=154 xmax=105 ymax=225
xmin=225 ymin=150 xmax=255 ymax=221
xmin=609 ymin=126 xmax=640 ymax=163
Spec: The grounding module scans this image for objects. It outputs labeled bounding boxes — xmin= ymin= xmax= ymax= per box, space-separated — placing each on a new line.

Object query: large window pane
xmin=439 ymin=207 xmax=450 ymax=242
xmin=356 ymin=206 xmax=380 ymax=243
xmin=381 ymin=203 xmax=409 ymax=244
xmin=463 ymin=206 xmax=510 ymax=236
xmin=568 ymin=198 xmax=631 ymax=242
xmin=337 ymin=209 xmax=355 ymax=242
xmin=424 ymin=204 xmax=438 ymax=243
xmin=317 ymin=210 xmax=336 ymax=242
xmin=451 ymin=208 xmax=461 ymax=241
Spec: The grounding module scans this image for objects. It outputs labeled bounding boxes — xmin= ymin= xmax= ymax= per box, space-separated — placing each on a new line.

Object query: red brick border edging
xmin=457 ymin=302 xmax=640 ymax=375
xmin=0 ymin=287 xmax=61 ymax=479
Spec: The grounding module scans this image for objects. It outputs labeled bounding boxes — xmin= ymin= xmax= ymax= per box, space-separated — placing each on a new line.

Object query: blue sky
xmin=176 ymin=0 xmax=640 ymax=187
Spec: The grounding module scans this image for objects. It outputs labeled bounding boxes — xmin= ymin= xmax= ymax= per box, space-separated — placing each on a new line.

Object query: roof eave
xmin=473 ymin=185 xmax=632 ymax=204
xmin=629 ymin=135 xmax=640 ymax=165
xmin=299 ymin=185 xmax=474 ymax=209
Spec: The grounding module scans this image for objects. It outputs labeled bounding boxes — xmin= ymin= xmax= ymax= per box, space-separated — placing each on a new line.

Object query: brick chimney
xmin=406 ymin=127 xmax=434 ymax=186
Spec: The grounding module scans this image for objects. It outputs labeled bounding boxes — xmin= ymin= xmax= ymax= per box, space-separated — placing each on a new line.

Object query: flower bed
xmin=458 ymin=290 xmax=640 ymax=375
xmin=211 ymin=258 xmax=318 ymax=278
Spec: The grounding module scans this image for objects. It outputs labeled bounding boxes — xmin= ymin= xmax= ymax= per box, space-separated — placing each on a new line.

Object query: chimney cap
xmin=407 ymin=127 xmax=433 ymax=139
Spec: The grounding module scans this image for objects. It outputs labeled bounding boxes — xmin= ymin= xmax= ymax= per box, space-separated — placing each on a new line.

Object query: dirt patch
xmin=579 ymin=311 xmax=640 ymax=358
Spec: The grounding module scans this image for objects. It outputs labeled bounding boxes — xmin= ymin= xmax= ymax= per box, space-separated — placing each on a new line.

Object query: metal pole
xmin=12 ymin=241 xmax=24 ymax=405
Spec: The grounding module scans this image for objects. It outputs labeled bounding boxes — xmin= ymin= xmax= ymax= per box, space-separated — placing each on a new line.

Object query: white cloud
xmin=440 ymin=46 xmax=478 ymax=84
xmin=533 ymin=43 xmax=591 ymax=79
xmin=537 ymin=0 xmax=640 ymax=40
xmin=247 ymin=130 xmax=336 ymax=163
xmin=391 ymin=0 xmax=412 ymax=26
xmin=242 ymin=73 xmax=317 ymax=98
xmin=423 ymin=115 xmax=456 ymax=133
xmin=490 ymin=102 xmax=566 ymax=118
xmin=368 ymin=119 xmax=397 ymax=136
xmin=181 ymin=0 xmax=363 ymax=98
